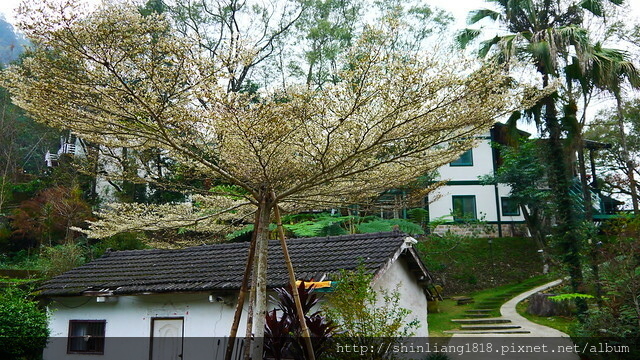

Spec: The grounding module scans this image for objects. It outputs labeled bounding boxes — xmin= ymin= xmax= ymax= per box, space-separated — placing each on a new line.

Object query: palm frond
xmin=467 ymin=9 xmax=501 ymax=25
xmin=478 ymin=35 xmax=501 ymax=58
xmin=556 ymin=25 xmax=589 ymax=55
xmin=498 ymin=34 xmax=519 ymax=61
xmin=528 ymin=39 xmax=553 ymax=74
xmin=580 ymin=0 xmax=604 ymax=16
xmin=456 ymin=28 xmax=482 ymax=49
xmin=590 ymin=45 xmax=640 ymax=92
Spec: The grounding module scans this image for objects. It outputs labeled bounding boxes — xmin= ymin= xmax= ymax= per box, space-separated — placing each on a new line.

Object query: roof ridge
xmin=101 ymin=231 xmax=407 ymax=258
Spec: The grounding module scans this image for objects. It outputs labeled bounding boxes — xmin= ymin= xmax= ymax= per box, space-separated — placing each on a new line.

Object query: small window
xmin=452 ymin=195 xmax=477 ymax=221
xmin=68 ymin=320 xmax=106 ymax=354
xmin=450 ymin=149 xmax=473 ymax=166
xmin=501 ymin=197 xmax=520 ymax=216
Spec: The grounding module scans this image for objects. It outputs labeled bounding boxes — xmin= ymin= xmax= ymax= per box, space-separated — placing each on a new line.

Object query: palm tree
xmin=458 ymin=0 xmax=626 ymax=314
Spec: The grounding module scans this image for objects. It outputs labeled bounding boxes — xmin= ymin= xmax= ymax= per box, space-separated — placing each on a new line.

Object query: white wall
xmin=437 ymin=138 xmax=494 ymax=181
xmin=372 ymin=259 xmax=429 ymax=338
xmin=44 ymin=293 xmax=246 ymax=360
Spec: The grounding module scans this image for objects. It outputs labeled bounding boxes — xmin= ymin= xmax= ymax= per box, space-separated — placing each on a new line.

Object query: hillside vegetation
xmin=418 ymin=235 xmax=544 ymax=295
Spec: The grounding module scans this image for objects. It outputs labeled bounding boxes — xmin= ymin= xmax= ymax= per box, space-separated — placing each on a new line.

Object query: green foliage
xmin=0 ymin=176 xmax=12 ymax=215
xmin=586 ymin=98 xmax=640 ymax=199
xmin=226 ymin=212 xmax=425 ymax=241
xmin=91 ymin=232 xmax=148 ymax=258
xmin=548 ymin=293 xmax=595 ymax=302
xmin=284 ymin=214 xmax=351 ymax=237
xmin=323 ymin=265 xmax=420 ymax=339
xmin=0 ymin=85 xmax=61 ymax=179
xmin=41 ymin=243 xmax=86 ymax=279
xmin=416 ymin=235 xmax=544 ymax=294
xmin=209 ymin=184 xmax=250 ymax=200
xmin=574 ymin=214 xmax=640 ymax=340
xmin=406 ymin=207 xmax=428 ymax=227
xmin=0 ymin=286 xmax=49 ymax=359
xmin=0 ymin=249 xmax=42 ymax=270
xmin=225 ymin=224 xmax=255 ymax=241
xmin=355 ymin=218 xmax=424 ymax=235
xmin=481 ymin=140 xmax=552 ymax=248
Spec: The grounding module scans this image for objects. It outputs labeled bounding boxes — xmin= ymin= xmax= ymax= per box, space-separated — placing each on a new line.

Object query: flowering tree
xmin=4 ymin=1 xmax=538 ymax=357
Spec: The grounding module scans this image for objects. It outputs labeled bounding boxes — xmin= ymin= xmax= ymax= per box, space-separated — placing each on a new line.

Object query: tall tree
xmin=586 ymin=99 xmax=640 ymax=204
xmin=292 ymin=0 xmax=362 ymax=88
xmin=5 ymin=1 xmax=535 ymax=356
xmin=459 ymin=0 xmax=625 ymax=315
xmin=586 ymin=44 xmax=640 ymax=214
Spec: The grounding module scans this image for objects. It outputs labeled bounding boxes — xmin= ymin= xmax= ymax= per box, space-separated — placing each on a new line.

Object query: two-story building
xmin=427 ymin=123 xmax=528 ymax=237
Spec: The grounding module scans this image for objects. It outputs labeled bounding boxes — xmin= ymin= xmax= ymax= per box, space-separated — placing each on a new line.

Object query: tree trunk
xmin=615 ymin=94 xmax=639 ymax=214
xmin=542 ymin=78 xmax=586 ymax=316
xmin=248 ymin=197 xmax=272 ymax=360
xmin=273 ymin=201 xmax=316 ymax=360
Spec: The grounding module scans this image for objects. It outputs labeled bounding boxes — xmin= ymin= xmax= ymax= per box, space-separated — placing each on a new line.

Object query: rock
xmin=526 ymin=293 xmax=573 ymax=316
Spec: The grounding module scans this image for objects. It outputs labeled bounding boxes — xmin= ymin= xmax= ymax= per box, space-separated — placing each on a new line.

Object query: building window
xmin=450 ymin=149 xmax=473 ymax=166
xmin=501 ymin=197 xmax=520 ymax=216
xmin=452 ymin=195 xmax=477 ymax=221
xmin=67 ymin=320 xmax=106 ymax=354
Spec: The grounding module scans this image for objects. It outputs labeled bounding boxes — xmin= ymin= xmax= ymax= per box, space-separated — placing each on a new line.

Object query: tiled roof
xmin=40 ymin=231 xmax=419 ymax=297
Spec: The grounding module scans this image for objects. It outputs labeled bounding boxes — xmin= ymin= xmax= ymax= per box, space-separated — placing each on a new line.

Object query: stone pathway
xmin=443 ymin=279 xmax=580 ymax=360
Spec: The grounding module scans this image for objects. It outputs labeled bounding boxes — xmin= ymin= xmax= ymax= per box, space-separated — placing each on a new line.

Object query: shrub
xmin=0 ymin=286 xmax=49 ymax=359
xmin=264 ymin=281 xmax=336 ymax=360
xmin=90 ymin=232 xmax=148 ymax=258
xmin=322 ymin=265 xmax=419 ymax=360
xmin=41 ymin=243 xmax=86 ymax=279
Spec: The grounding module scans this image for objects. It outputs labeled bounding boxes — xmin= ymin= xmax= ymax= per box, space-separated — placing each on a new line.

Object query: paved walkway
xmin=498 ymin=279 xmax=570 ymax=337
xmin=446 ymin=279 xmax=580 ymax=360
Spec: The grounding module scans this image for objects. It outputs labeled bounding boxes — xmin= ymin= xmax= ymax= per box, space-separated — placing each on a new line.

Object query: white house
xmin=40 ymin=231 xmax=436 ymax=360
xmin=427 ymin=123 xmax=529 ymax=237
xmin=44 ymin=132 xmax=167 ymax=203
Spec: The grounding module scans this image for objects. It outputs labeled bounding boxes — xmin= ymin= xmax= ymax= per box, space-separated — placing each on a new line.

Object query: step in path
xmin=444 ymin=279 xmax=579 ymax=360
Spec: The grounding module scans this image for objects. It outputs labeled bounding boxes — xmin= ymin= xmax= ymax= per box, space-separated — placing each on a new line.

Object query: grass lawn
xmin=428 ymin=275 xmax=552 ymax=337
xmin=515 ymin=299 xmax=577 ymax=336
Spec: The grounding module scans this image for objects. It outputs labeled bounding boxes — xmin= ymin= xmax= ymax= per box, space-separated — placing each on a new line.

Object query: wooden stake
xmin=224 ymin=210 xmax=260 ymax=360
xmin=272 ymin=197 xmax=316 ymax=360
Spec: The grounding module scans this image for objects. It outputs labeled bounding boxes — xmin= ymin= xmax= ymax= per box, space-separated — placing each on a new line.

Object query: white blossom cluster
xmin=4 ymin=0 xmax=544 ymax=238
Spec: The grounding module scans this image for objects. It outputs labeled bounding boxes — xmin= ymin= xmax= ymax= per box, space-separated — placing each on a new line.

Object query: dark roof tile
xmin=40 ymin=231 xmax=414 ymax=297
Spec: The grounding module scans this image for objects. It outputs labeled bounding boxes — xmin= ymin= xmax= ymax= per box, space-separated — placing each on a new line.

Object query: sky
xmin=2 ymin=0 xmax=640 ymax=27
xmin=1 ymin=0 xmax=638 ymax=134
